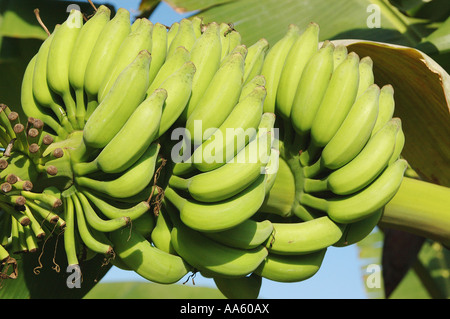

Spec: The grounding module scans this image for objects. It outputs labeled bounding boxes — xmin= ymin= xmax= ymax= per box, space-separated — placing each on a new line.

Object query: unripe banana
xmin=260 ymin=24 xmax=299 ymax=113
xmin=46 ymin=9 xmax=83 ymax=129
xmin=150 ymin=204 xmax=177 ymax=254
xmin=239 ymin=74 xmax=266 ymax=101
xmin=243 ymin=38 xmax=269 ymax=86
xmin=219 ymin=23 xmax=233 ymax=60
xmin=74 ymin=88 xmax=166 ymax=175
xmin=166 ymin=22 xmax=179 ymax=49
xmin=164 ymin=174 xmax=266 ymax=233
xmin=301 ymin=158 xmax=408 ymax=223
xmin=203 ymin=218 xmax=274 ymax=250
xmin=290 ymin=41 xmax=335 ymax=136
xmin=185 ymin=51 xmax=245 ymax=146
xmin=181 ymin=22 xmax=223 ymax=120
xmin=371 ymin=84 xmax=395 ymax=136
xmin=169 ymin=208 xmax=268 ymax=278
xmin=83 ymin=50 xmax=151 ymax=149
xmin=148 ymin=23 xmax=168 ymax=84
xmin=98 ymin=18 xmax=153 ymax=103
xmin=33 ymin=26 xmax=72 ymax=131
xmin=75 ymin=143 xmax=160 ymax=199
xmin=356 ymin=56 xmax=375 ymax=98
xmin=167 ymin=18 xmax=197 ymax=57
xmin=254 ymin=249 xmax=327 ymax=283
xmin=214 ymin=273 xmax=262 ymax=299
xmin=69 ymin=5 xmax=111 ymax=128
xmin=319 ymin=84 xmax=380 ymax=170
xmin=109 ymin=226 xmax=190 ymax=284
xmin=304 ymin=118 xmax=401 ymax=195
xmin=84 ymin=8 xmax=131 ymax=119
xmin=191 ymin=85 xmax=266 ymax=172
xmin=388 ymin=123 xmax=405 ymax=164
xmin=333 ymin=44 xmax=348 ymax=70
xmin=265 ymin=216 xmax=345 ymax=255
xmin=276 ymin=22 xmax=319 ymax=120
xmin=303 ymin=51 xmax=360 ymax=165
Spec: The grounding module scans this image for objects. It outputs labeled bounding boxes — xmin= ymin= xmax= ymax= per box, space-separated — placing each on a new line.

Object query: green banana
xmin=157 ymin=61 xmax=196 ymax=137
xmin=164 ymin=174 xmax=266 ymax=233
xmin=304 ymin=118 xmax=401 ymax=195
xmin=202 ymin=218 xmax=274 ymax=250
xmin=69 ymin=5 xmax=111 ymax=128
xmin=98 ymin=18 xmax=153 ymax=103
xmin=169 ymin=130 xmax=271 ymax=203
xmin=185 ymin=51 xmax=245 ymax=146
xmin=219 ymin=23 xmax=232 ymax=61
xmin=75 ymin=143 xmax=160 ymax=199
xmin=260 ymin=24 xmax=300 ymax=113
xmin=148 ymin=23 xmax=168 ymax=84
xmin=300 ymin=158 xmax=408 ymax=223
xmin=109 ymin=226 xmax=191 ymax=284
xmin=167 ymin=18 xmax=197 ymax=57
xmin=227 ymin=29 xmax=242 ymax=54
xmin=169 ymin=210 xmax=268 ymax=278
xmin=167 ymin=22 xmax=179 ymax=49
xmin=192 ymin=16 xmax=203 ymax=38
xmin=214 ymin=273 xmax=262 ymax=299
xmin=333 ymin=44 xmax=348 ymax=70
xmin=81 ymin=188 xmax=151 ymax=221
xmin=356 ymin=56 xmax=375 ymax=98
xmin=254 ymin=249 xmax=326 ymax=283
xmin=243 ymin=38 xmax=269 ymax=86
xmin=46 ymin=9 xmax=83 ymax=129
xmin=62 ymin=195 xmax=78 ymax=267
xmin=83 ymin=50 xmax=151 ymax=149
xmin=290 ymin=41 xmax=335 ymax=137
xmin=265 ymin=216 xmax=345 ymax=255
xmin=333 ymin=208 xmax=382 ymax=247
xmin=181 ymin=22 xmax=222 ymax=120
xmin=389 ymin=122 xmax=405 ymax=164
xmin=371 ymin=84 xmax=395 ymax=136
xmin=191 ymin=85 xmax=266 ymax=172
xmin=20 ymin=56 xmax=68 ymax=139
xmin=303 ymin=51 xmax=360 ymax=165
xmin=239 ymin=74 xmax=266 ymax=101
xmin=150 ymin=204 xmax=177 ymax=254
xmin=74 ymin=88 xmax=166 ymax=175
xmin=33 ymin=26 xmax=72 ymax=131
xmin=276 ymin=22 xmax=319 ymax=120
xmin=146 ymin=46 xmax=190 ymax=97
xmin=319 ymin=83 xmax=380 ymax=170
xmin=83 ymin=8 xmax=131 ymax=120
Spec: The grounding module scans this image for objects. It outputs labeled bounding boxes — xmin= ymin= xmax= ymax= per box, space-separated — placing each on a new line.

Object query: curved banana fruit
xmin=300 ymin=158 xmax=408 ymax=223
xmin=46 ymin=9 xmax=83 ymax=129
xmin=260 ymin=24 xmax=299 ymax=113
xmin=265 ymin=216 xmax=345 ymax=255
xmin=74 ymin=88 xmax=166 ymax=175
xmin=319 ymin=83 xmax=380 ymax=170
xmin=304 ymin=118 xmax=401 ymax=195
xmin=181 ymin=22 xmax=222 ymax=120
xmin=148 ymin=23 xmax=168 ymax=84
xmin=371 ymin=84 xmax=395 ymax=136
xmin=75 ymin=143 xmax=160 ymax=199
xmin=185 ymin=51 xmax=245 ymax=146
xmin=214 ymin=273 xmax=262 ymax=299
xmin=276 ymin=22 xmax=319 ymax=120
xmin=167 ymin=18 xmax=197 ymax=57
xmin=356 ymin=56 xmax=375 ymax=98
xmin=239 ymin=74 xmax=266 ymax=101
xmin=303 ymin=51 xmax=360 ymax=165
xmin=169 ymin=210 xmax=268 ymax=278
xmin=83 ymin=8 xmax=131 ymax=119
xmin=290 ymin=41 xmax=335 ymax=136
xmin=69 ymin=5 xmax=111 ymax=128
xmin=109 ymin=226 xmax=190 ymax=284
xmin=191 ymin=85 xmax=266 ymax=172
xmin=83 ymin=50 xmax=151 ymax=149
xmin=170 ymin=130 xmax=271 ymax=203
xmin=150 ymin=204 xmax=177 ymax=254
xmin=164 ymin=174 xmax=266 ymax=233
xmin=202 ymin=218 xmax=274 ymax=250
xmin=243 ymin=38 xmax=269 ymax=86
xmin=33 ymin=26 xmax=72 ymax=131
xmin=254 ymin=249 xmax=326 ymax=283
xmin=98 ymin=18 xmax=153 ymax=103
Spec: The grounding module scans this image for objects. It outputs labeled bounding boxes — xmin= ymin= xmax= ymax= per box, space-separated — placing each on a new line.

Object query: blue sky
xmin=85 ymin=0 xmax=375 ymax=299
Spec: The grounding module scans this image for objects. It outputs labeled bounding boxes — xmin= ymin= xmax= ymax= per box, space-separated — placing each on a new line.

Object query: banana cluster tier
xmin=0 ymin=6 xmax=406 ymax=298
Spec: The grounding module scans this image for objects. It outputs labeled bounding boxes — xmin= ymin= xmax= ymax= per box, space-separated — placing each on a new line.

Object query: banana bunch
xmin=0 ymin=5 xmax=410 ymax=299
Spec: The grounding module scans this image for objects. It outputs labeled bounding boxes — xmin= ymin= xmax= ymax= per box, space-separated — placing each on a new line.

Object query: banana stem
xmin=303 ymin=158 xmax=327 ymax=178
xmin=303 ymin=178 xmax=328 ymax=193
xmin=168 ymin=175 xmax=190 ymax=190
xmin=163 ymin=187 xmax=187 ymax=211
xmin=299 ymin=193 xmax=329 ymax=212
xmin=379 ymin=177 xmax=450 ymax=247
